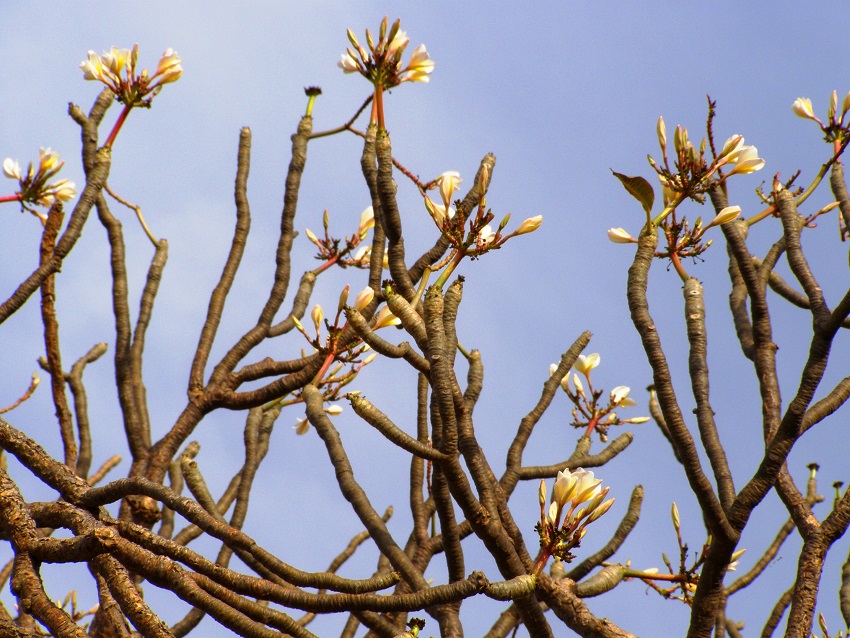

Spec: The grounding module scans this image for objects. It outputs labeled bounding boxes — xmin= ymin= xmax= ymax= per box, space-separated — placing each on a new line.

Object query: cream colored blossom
xmin=294 ymin=417 xmax=310 ymax=435
xmin=2 ymin=158 xmax=21 ymax=180
xmin=359 ymin=206 xmax=375 ymax=234
xmin=791 ymin=97 xmax=818 ymax=121
xmin=718 ymin=134 xmax=743 ymax=159
xmin=515 ymin=215 xmax=543 ymax=235
xmin=476 ymin=224 xmax=496 ymax=247
xmin=607 ymin=227 xmax=637 ymax=243
xmin=707 ymin=205 xmax=741 ymax=228
xmin=80 ymin=44 xmax=181 ymax=106
xmin=338 ymin=52 xmax=360 ymax=73
xmin=402 ymin=44 xmax=435 ymax=83
xmin=727 ymin=146 xmax=765 ymax=175
xmin=438 ymin=171 xmax=462 ymax=209
xmin=353 ymin=286 xmax=375 ymax=312
xmin=373 ymin=305 xmax=401 ymax=329
xmin=574 ymin=353 xmax=600 ymax=375
xmin=610 ymin=386 xmax=636 ymax=407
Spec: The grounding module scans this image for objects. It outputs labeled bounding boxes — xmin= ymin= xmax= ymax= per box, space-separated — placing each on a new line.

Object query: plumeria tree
xmin=0 ymin=16 xmax=849 ymax=638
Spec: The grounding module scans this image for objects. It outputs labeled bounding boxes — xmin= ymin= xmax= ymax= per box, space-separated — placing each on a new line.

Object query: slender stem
xmin=434 ymin=251 xmax=464 ymax=289
xmin=374 ymin=85 xmax=385 ymax=130
xmin=104 ymin=104 xmax=134 ymax=149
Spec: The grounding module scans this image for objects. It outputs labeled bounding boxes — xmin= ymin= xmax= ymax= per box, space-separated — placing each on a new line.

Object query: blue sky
xmin=2 ymin=2 xmax=850 ymax=636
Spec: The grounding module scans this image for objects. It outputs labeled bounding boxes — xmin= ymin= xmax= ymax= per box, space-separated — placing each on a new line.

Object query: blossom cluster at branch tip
xmin=2 ymin=148 xmax=76 ymax=216
xmin=80 ymin=44 xmax=182 ymax=106
xmin=338 ymin=18 xmax=434 ymax=88
xmin=535 ymin=467 xmax=614 ymax=565
xmin=421 ymin=170 xmax=541 ymax=262
xmin=549 ymin=354 xmax=650 ymax=438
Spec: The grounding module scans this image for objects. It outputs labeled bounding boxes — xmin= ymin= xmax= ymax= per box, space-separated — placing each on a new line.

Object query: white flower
xmin=569 ymin=468 xmax=602 ymax=507
xmin=353 ymin=286 xmax=374 ymax=312
xmin=437 ymin=171 xmax=462 ymax=209
xmin=150 ymin=47 xmax=182 ymax=87
xmin=424 ymin=197 xmax=456 ymax=229
xmin=338 ymin=52 xmax=360 ymax=74
xmin=791 ymin=97 xmax=818 ymax=121
xmin=574 ymin=353 xmax=600 ymax=375
xmin=607 ymin=227 xmax=637 ymax=244
xmin=476 ymin=224 xmax=495 ymax=247
xmin=358 ymin=206 xmax=375 ymax=234
xmin=718 ymin=134 xmax=743 ymax=159
xmin=402 ymin=44 xmax=435 ymax=83
xmin=2 ymin=158 xmax=21 ymax=180
xmin=386 ymin=29 xmax=409 ymax=58
xmin=552 ymin=470 xmax=579 ymax=508
xmin=294 ymin=418 xmax=310 ymax=435
xmin=373 ymin=305 xmax=401 ymax=329
xmin=610 ymin=386 xmax=636 ymax=407
xmin=706 ymin=205 xmax=741 ymax=228
xmin=727 ymin=146 xmax=765 ymax=175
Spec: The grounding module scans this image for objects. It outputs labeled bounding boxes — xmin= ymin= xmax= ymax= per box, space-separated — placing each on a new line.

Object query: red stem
xmin=104 ymin=104 xmax=134 ymax=148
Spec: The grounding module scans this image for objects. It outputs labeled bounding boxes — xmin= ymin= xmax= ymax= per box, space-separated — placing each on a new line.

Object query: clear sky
xmin=2 ymin=2 xmax=850 ymax=636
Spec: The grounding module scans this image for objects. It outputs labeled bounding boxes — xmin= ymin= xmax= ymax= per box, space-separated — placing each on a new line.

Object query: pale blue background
xmin=2 ymin=3 xmax=850 ymax=636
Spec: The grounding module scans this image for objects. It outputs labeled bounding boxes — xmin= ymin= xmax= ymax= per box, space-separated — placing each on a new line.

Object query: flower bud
xmin=337 ymin=284 xmax=350 ymax=314
xmin=515 ymin=215 xmax=543 ymax=235
xmin=498 ymin=213 xmax=511 ymax=231
xmin=706 ymin=205 xmax=741 ymax=228
xmin=656 ymin=116 xmax=667 ymax=155
xmin=791 ymin=97 xmax=818 ymax=121
xmin=572 ymin=373 xmax=584 ymax=395
xmin=607 ymin=227 xmax=637 ymax=244
xmin=671 ymin=502 xmax=680 ymax=530
xmin=353 ymin=286 xmax=374 ymax=312
xmin=311 ymin=304 xmax=324 ymax=332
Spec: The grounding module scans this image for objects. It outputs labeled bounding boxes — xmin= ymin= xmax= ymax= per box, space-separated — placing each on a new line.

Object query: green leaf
xmin=611 ymin=170 xmax=655 ymax=215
